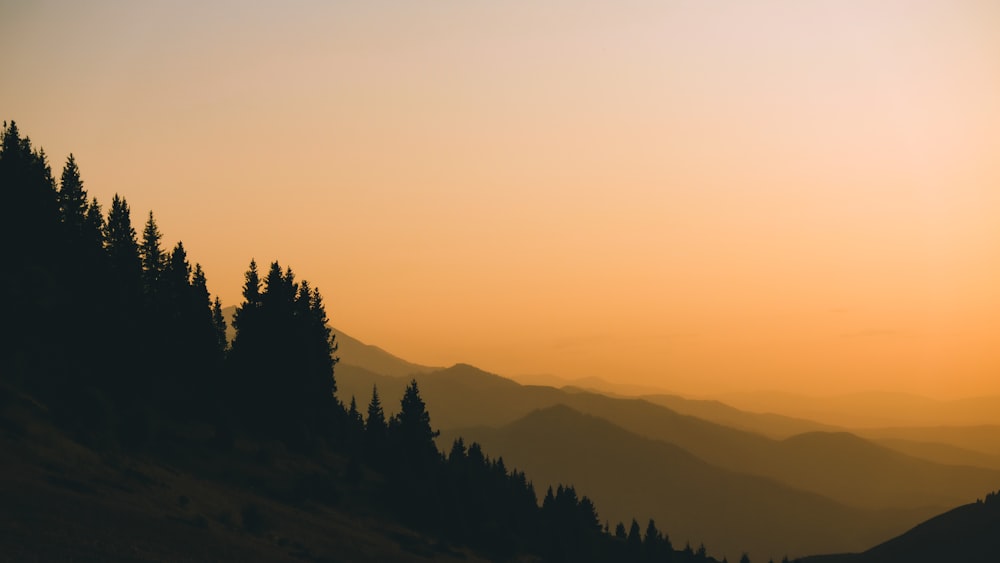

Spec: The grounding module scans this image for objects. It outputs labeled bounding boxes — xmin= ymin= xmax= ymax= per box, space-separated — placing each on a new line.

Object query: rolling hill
xmin=798 ymin=492 xmax=1000 ymax=563
xmin=856 ymin=425 xmax=1000 ymax=459
xmin=441 ymin=405 xmax=933 ymax=562
xmin=338 ymin=363 xmax=1000 ymax=512
xmin=715 ymin=390 xmax=1000 ymax=428
xmin=638 ymin=393 xmax=840 ymax=439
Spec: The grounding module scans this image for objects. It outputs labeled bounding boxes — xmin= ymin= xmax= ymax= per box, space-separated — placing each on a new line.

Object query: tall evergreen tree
xmin=366 ymin=385 xmax=387 ymax=438
xmin=140 ymin=211 xmax=165 ymax=292
xmin=227 ymin=259 xmax=339 ymax=443
xmin=628 ymin=519 xmax=643 ymax=551
xmin=347 ymin=396 xmax=364 ymax=434
xmin=58 ymin=153 xmax=88 ymax=233
xmin=391 ymin=379 xmax=440 ymax=465
xmin=241 ymin=259 xmax=261 ymax=307
xmin=191 ymin=264 xmax=210 ymax=311
xmin=212 ymin=296 xmax=227 ymax=351
xmin=105 ymin=194 xmax=141 ymax=281
xmin=83 ymin=197 xmax=105 ymax=250
xmin=164 ymin=241 xmax=191 ymax=293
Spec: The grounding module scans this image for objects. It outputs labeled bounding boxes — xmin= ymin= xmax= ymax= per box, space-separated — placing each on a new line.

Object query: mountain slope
xmin=639 ymin=393 xmax=840 ymax=439
xmin=338 ymin=363 xmax=569 ymax=428
xmin=716 ymin=390 xmax=1000 ymax=428
xmin=331 ymin=327 xmax=439 ymax=378
xmin=798 ymin=493 xmax=1000 ymax=563
xmin=339 ymin=364 xmax=1000 ymax=512
xmin=857 ymin=425 xmax=1000 ymax=458
xmin=0 ymin=384 xmax=487 ymax=563
xmin=869 ymin=437 xmax=1000 ymax=469
xmin=442 ymin=405 xmax=933 ymax=562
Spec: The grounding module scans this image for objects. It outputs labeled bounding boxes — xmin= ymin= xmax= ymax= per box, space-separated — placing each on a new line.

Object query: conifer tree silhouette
xmin=105 ymin=194 xmax=141 ymax=282
xmin=212 ymin=296 xmax=227 ymax=351
xmin=140 ymin=211 xmax=165 ymax=293
xmin=228 ymin=259 xmax=339 ymax=445
xmin=1 ymin=121 xmax=61 ymax=393
xmin=347 ymin=396 xmax=364 ymax=436
xmin=628 ymin=518 xmax=643 ymax=555
xmin=365 ymin=385 xmax=387 ymax=456
xmin=57 ymin=153 xmax=87 ymax=235
xmin=83 ymin=197 xmax=105 ymax=250
xmin=4 ymin=122 xmax=745 ymax=563
xmin=390 ymin=379 xmax=440 ymax=467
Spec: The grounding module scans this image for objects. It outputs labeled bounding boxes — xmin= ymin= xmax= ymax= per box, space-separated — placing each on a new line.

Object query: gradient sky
xmin=3 ymin=0 xmax=999 ymax=398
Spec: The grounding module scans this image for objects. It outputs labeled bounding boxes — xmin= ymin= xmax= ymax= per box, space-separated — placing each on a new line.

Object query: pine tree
xmin=366 ymin=385 xmax=386 ymax=437
xmin=58 ymin=153 xmax=88 ymax=233
xmin=140 ymin=211 xmax=165 ymax=292
xmin=211 ymin=296 xmax=227 ymax=351
xmin=627 ymin=518 xmax=643 ymax=551
xmin=191 ymin=264 xmax=210 ymax=311
xmin=347 ymin=396 xmax=364 ymax=434
xmin=239 ymin=259 xmax=261 ymax=312
xmin=105 ymin=194 xmax=141 ymax=280
xmin=448 ymin=437 xmax=467 ymax=464
xmin=83 ymin=197 xmax=105 ymax=250
xmin=391 ymin=379 xmax=439 ymax=462
xmin=644 ymin=518 xmax=665 ymax=561
xmin=191 ymin=263 xmax=219 ymax=355
xmin=164 ymin=241 xmax=191 ymax=293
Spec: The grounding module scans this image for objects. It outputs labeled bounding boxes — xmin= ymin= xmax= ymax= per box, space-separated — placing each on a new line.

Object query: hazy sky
xmin=4 ymin=0 xmax=999 ymax=398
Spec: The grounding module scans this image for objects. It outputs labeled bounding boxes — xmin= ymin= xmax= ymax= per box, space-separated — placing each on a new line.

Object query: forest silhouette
xmin=5 ymin=121 xmax=999 ymax=563
xmin=0 ymin=121 xmax=759 ymax=561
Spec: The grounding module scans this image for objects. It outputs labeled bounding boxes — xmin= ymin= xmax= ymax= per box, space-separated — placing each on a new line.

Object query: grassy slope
xmin=0 ymin=387 xmax=490 ymax=563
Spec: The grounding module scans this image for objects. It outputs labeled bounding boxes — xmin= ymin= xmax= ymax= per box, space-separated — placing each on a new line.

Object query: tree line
xmin=1 ymin=120 xmax=774 ymax=562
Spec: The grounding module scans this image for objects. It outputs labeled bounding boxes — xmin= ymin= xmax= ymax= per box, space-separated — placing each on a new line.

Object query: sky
xmin=3 ymin=0 xmax=999 ymax=399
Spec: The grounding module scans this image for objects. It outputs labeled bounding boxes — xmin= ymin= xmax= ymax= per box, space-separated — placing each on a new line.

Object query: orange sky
xmin=3 ymin=1 xmax=999 ymax=398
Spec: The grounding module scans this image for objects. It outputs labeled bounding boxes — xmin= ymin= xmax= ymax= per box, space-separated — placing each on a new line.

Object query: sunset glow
xmin=4 ymin=0 xmax=999 ymax=398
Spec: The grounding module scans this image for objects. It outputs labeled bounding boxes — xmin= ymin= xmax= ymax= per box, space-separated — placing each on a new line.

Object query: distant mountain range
xmin=715 ymin=389 xmax=1000 ymax=428
xmin=442 ymin=404 xmax=929 ymax=561
xmin=224 ymin=309 xmax=1000 ymax=561
xmin=339 ymin=363 xmax=1000 ymax=512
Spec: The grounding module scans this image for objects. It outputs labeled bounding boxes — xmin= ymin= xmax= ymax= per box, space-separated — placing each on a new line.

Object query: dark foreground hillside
xmin=798 ymin=492 xmax=1000 ymax=563
xmin=0 ymin=387 xmax=487 ymax=563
